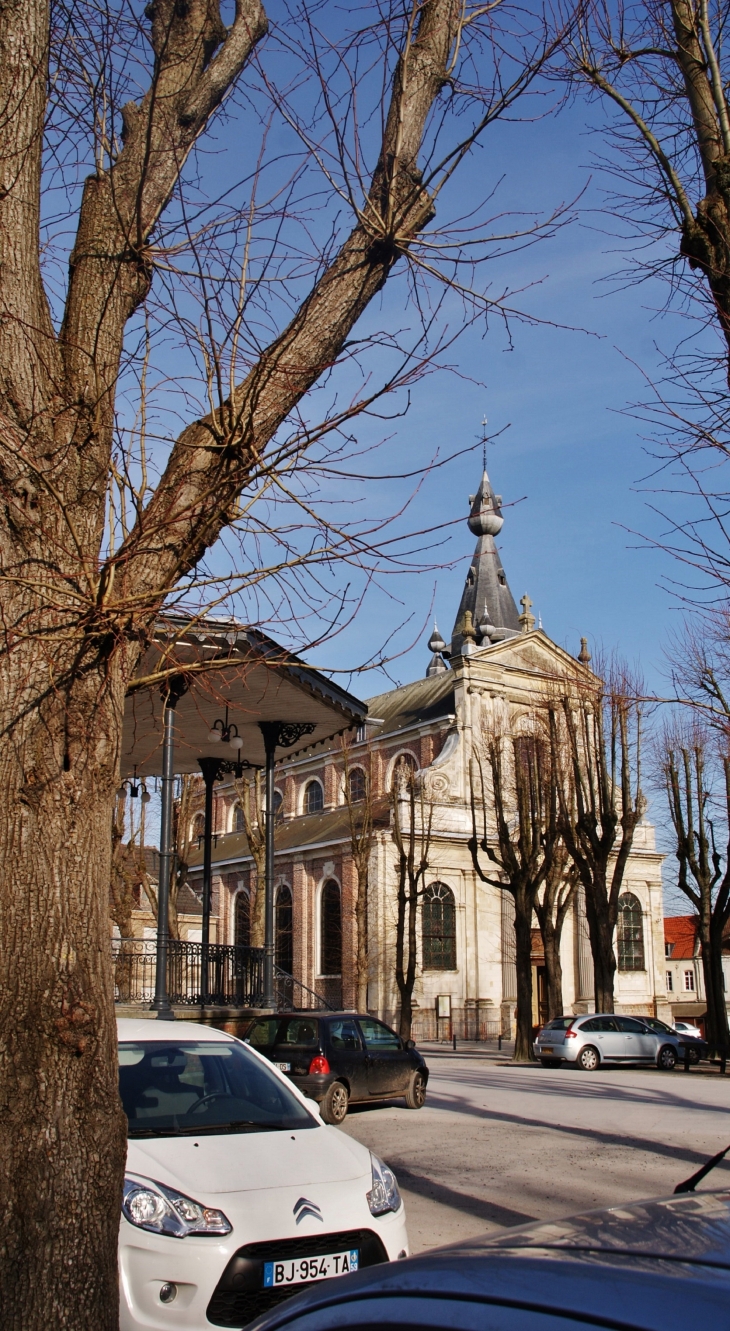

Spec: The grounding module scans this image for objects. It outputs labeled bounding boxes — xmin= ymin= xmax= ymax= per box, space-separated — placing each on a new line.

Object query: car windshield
xmin=119 ymin=1041 xmax=317 ymax=1137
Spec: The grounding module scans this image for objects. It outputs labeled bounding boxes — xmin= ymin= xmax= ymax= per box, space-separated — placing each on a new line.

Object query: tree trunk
xmin=702 ymin=912 xmax=730 ymax=1055
xmin=513 ymin=890 xmax=536 ymax=1062
xmin=0 ymin=660 xmax=129 ymax=1329
xmin=355 ymin=861 xmax=369 ymax=1012
xmin=542 ymin=920 xmax=564 ymax=1022
xmin=583 ymin=873 xmax=616 ymax=1012
xmin=250 ymin=858 xmax=266 ymax=948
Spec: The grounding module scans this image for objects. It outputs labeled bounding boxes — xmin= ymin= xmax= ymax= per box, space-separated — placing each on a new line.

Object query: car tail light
xmin=565 ymin=1029 xmax=577 ymax=1039
xmin=308 ymin=1055 xmax=331 ymax=1075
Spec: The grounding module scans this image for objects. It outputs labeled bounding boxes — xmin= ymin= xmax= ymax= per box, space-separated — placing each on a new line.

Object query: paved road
xmin=340 ymin=1047 xmax=730 ymax=1254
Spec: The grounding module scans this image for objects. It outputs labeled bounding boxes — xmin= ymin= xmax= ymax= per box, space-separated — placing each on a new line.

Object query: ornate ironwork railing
xmin=112 ymin=940 xmax=333 ymax=1011
xmin=112 ymin=938 xmax=265 ymax=1007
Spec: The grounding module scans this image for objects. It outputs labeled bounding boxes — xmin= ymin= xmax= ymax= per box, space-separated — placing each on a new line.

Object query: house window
xmin=234 ymin=891 xmax=250 ymax=948
xmin=192 ymin=812 xmax=205 ymax=842
xmin=320 ymin=880 xmax=342 ymax=976
xmin=665 ymin=941 xmax=673 ymax=958
xmin=233 ymin=802 xmax=245 ymax=833
xmin=304 ymin=779 xmax=324 ymax=815
xmin=271 ymin=789 xmax=283 ymax=821
xmin=666 ymin=971 xmax=673 ymax=992
xmin=275 ymin=885 xmax=293 ymax=973
xmin=422 ymin=882 xmax=457 ymax=971
xmin=348 ymin=767 xmax=367 ymax=804
xmin=684 ymin=970 xmax=695 ymax=992
xmin=617 ymin=893 xmax=645 ymax=971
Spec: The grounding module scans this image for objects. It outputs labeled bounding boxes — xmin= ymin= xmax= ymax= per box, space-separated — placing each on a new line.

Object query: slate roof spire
xmin=451 ymin=463 xmax=521 ymax=655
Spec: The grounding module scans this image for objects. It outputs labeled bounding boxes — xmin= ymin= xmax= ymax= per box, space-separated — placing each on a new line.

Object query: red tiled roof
xmin=664 ymin=915 xmax=698 ymax=960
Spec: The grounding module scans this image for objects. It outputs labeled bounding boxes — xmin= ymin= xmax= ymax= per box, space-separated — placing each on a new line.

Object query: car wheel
xmin=578 ymin=1045 xmax=600 ymax=1071
xmin=320 ymin=1081 xmax=349 ymax=1124
xmin=540 ymin=1058 xmax=561 ymax=1068
xmin=405 ymin=1070 xmax=427 ymax=1109
xmin=658 ymin=1044 xmax=677 ymax=1071
xmin=688 ymin=1047 xmax=700 ymax=1064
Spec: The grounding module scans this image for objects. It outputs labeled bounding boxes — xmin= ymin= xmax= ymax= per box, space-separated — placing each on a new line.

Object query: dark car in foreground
xmin=244 ymin=1012 xmax=429 ymax=1123
xmin=247 ymin=1188 xmax=730 ymax=1330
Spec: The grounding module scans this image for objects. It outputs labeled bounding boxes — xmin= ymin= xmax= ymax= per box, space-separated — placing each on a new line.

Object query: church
xmin=187 ymin=465 xmax=669 ymax=1037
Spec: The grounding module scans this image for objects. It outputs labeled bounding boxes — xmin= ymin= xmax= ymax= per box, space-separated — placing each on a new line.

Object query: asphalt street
xmin=339 ymin=1046 xmax=730 ymax=1254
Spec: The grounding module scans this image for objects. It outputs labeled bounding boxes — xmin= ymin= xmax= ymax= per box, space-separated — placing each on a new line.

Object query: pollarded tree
xmin=0 ymin=0 xmax=566 ymax=1323
xmin=558 ymin=665 xmax=646 ymax=1013
xmin=469 ymin=719 xmax=565 ymax=1061
xmin=661 ymin=722 xmax=730 ymax=1054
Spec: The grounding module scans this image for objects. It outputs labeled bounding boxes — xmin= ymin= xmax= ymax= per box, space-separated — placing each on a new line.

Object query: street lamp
xmin=207 ymin=707 xmax=244 ymax=751
xmin=152 ymin=678 xmax=187 ymax=1020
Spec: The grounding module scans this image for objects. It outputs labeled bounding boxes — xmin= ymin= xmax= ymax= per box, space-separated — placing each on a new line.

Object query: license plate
xmin=541 ymin=1048 xmax=554 ymax=1055
xmin=275 ymin=1062 xmax=291 ymax=1072
xmin=264 ymin=1249 xmax=359 ymax=1288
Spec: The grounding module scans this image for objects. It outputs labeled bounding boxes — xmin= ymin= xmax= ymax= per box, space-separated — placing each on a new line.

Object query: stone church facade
xmin=188 ymin=466 xmax=669 ymax=1035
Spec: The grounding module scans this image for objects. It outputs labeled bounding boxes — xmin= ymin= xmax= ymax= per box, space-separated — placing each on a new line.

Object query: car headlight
xmin=122 ymin=1176 xmax=232 ymax=1238
xmin=367 ymin=1153 xmax=401 ymax=1216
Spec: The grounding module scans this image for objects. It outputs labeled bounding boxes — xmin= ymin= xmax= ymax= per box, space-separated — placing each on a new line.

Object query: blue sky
xmin=302 ymin=95 xmax=688 ymax=701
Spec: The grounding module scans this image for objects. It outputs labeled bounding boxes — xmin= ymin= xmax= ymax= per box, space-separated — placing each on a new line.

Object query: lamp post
xmin=197 ymin=757 xmax=223 ymax=1004
xmin=152 ymin=677 xmax=187 ymax=1019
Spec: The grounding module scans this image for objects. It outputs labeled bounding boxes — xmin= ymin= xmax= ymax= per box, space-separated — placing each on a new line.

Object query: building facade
xmin=188 ymin=465 xmax=670 ymax=1034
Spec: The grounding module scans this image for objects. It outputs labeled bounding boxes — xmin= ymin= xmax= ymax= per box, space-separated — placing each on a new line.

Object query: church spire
xmin=451 ymin=461 xmax=521 ymax=655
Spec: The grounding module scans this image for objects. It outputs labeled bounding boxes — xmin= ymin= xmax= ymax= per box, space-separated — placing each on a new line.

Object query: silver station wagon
xmin=535 ymin=1014 xmax=683 ymax=1070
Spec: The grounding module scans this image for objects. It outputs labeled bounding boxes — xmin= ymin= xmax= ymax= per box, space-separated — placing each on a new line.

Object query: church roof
xmin=450 ymin=466 xmax=521 ymax=655
xmin=364 ymin=671 xmax=456 ymax=737
xmin=188 ymin=798 xmax=392 ymax=870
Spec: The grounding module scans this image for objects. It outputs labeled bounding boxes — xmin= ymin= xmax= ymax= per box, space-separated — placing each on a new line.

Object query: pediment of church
xmin=466 ymin=630 xmax=590 ymax=683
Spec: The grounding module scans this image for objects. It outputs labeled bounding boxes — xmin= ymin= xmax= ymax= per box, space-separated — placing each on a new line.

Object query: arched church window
xmin=234 ymin=891 xmax=250 ymax=948
xmin=304 ymin=779 xmax=324 ymax=815
xmin=275 ymin=885 xmax=293 ymax=973
xmin=192 ymin=813 xmax=205 ymax=842
xmin=348 ymin=767 xmax=367 ymax=804
xmin=422 ymin=882 xmax=456 ymax=970
xmin=617 ymin=893 xmax=645 ymax=971
xmin=320 ymin=880 xmax=342 ymax=976
xmin=233 ymin=802 xmax=245 ymax=833
xmin=272 ymin=789 xmax=284 ymax=820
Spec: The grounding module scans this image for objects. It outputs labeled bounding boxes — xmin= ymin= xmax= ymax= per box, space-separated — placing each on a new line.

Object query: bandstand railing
xmin=112 ymin=939 xmax=332 ymax=1010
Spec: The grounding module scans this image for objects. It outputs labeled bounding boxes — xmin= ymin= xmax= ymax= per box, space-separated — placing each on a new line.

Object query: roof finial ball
xmin=578 ymin=637 xmax=591 ymax=665
xmin=428 ymin=622 xmax=447 ymax=654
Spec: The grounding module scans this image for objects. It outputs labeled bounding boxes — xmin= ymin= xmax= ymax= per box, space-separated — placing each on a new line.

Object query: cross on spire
xmin=519 ymin=593 xmax=535 ymax=633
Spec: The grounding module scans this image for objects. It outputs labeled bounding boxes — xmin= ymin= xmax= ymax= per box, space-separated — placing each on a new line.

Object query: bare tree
xmin=660 ymin=721 xmax=730 ymax=1053
xmin=558 ymin=665 xmax=646 ymax=1013
xmin=565 ymin=0 xmax=730 ymax=381
xmin=0 ymin=0 xmax=569 ymax=1321
xmin=391 ymin=763 xmax=435 ymax=1040
xmin=470 ymin=720 xmax=564 ymax=1061
xmin=235 ymin=771 xmax=267 ymax=948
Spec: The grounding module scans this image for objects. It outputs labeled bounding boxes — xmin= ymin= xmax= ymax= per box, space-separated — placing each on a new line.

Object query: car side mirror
xmin=304 ymin=1097 xmax=322 ymax=1119
xmin=404 ymin=1038 xmax=416 ymax=1050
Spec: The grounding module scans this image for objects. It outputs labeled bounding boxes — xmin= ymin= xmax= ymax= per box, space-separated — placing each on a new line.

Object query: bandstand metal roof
xmin=121 ymin=617 xmax=367 ymax=776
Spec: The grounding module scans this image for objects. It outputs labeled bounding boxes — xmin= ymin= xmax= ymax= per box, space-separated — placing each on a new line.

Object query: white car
xmin=118 ymin=1018 xmax=409 ymax=1330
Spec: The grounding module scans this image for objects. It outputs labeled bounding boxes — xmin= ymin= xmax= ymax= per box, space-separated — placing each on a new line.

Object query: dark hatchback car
xmin=245 ymin=1012 xmax=429 ymax=1124
xmin=247 ymin=1189 xmax=730 ymax=1331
